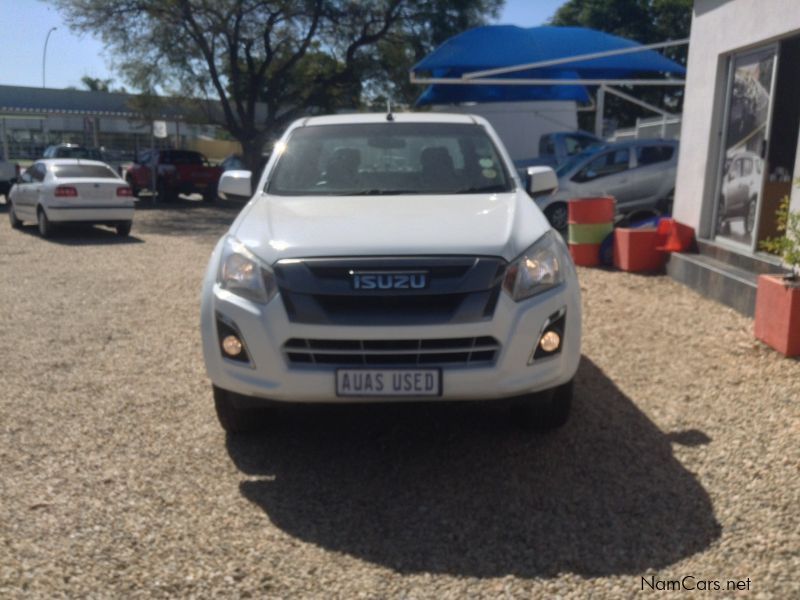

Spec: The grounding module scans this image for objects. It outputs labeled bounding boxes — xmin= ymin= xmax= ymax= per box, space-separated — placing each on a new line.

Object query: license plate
xmin=194 ymin=182 xmax=208 ymax=188
xmin=336 ymin=368 xmax=441 ymax=397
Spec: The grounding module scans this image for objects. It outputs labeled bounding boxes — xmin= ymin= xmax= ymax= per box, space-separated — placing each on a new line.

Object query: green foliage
xmin=52 ymin=0 xmax=501 ymax=171
xmin=759 ymin=195 xmax=800 ymax=275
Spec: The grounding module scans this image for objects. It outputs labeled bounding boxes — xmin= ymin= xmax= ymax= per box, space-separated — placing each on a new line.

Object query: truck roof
xmin=300 ymin=112 xmax=480 ymax=127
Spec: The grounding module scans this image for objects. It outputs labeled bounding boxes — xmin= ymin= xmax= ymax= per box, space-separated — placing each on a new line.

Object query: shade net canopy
xmin=412 ymin=25 xmax=686 ymax=106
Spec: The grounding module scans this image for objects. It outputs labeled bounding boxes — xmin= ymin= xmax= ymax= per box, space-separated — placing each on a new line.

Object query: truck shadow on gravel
xmin=132 ymin=197 xmax=244 ymax=239
xmin=227 ymin=356 xmax=721 ymax=578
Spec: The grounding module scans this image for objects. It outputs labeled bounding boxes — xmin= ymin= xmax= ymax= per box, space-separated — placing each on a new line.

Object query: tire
xmin=157 ymin=179 xmax=175 ymax=203
xmin=213 ymin=385 xmax=265 ymax=434
xmin=37 ymin=207 xmax=54 ymax=238
xmin=202 ymin=184 xmax=218 ymax=203
xmin=511 ymin=378 xmax=573 ymax=432
xmin=116 ymin=221 xmax=132 ymax=237
xmin=717 ymin=195 xmax=730 ymax=235
xmin=125 ymin=176 xmax=140 ymax=198
xmin=8 ymin=202 xmax=22 ymax=229
xmin=656 ymin=190 xmax=674 ymax=215
xmin=544 ymin=202 xmax=568 ymax=231
xmin=745 ymin=196 xmax=757 ymax=234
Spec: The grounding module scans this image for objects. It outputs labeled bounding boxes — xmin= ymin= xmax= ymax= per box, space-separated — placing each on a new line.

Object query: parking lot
xmin=1 ymin=199 xmax=798 ymax=598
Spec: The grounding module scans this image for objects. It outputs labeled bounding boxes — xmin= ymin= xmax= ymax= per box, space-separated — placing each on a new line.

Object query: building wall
xmin=673 ymin=0 xmax=800 ymax=237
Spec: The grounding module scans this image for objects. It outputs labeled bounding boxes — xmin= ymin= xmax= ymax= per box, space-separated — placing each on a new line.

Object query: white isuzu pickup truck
xmin=201 ymin=112 xmax=581 ymax=433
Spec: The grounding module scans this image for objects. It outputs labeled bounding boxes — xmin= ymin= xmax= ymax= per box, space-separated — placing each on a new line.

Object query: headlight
xmin=218 ymin=236 xmax=277 ymax=304
xmin=503 ymin=231 xmax=567 ymax=301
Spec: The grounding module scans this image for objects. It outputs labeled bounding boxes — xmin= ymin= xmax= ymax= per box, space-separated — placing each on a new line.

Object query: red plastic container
xmin=569 ymin=242 xmax=601 ymax=267
xmin=567 ymin=197 xmax=616 ymax=225
xmin=613 ymin=228 xmax=667 ymax=272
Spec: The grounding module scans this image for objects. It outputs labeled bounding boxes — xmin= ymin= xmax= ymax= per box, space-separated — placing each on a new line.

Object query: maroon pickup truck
xmin=126 ymin=149 xmax=223 ymax=202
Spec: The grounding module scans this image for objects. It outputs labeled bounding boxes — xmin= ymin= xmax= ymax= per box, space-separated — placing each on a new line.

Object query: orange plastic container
xmin=656 ymin=218 xmax=695 ymax=252
xmin=613 ymin=228 xmax=667 ymax=272
xmin=754 ymin=274 xmax=800 ymax=357
xmin=567 ymin=196 xmax=616 ymax=225
xmin=569 ymin=242 xmax=601 ymax=267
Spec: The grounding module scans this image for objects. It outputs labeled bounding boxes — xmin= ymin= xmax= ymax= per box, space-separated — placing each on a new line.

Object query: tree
xmin=53 ymin=0 xmax=502 ymax=172
xmin=80 ymin=75 xmax=128 ymax=93
xmin=550 ymin=0 xmax=692 ymax=129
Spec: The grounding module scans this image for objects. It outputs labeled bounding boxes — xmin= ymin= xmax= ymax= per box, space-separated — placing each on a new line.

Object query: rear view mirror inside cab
xmin=367 ymin=137 xmax=406 ymax=149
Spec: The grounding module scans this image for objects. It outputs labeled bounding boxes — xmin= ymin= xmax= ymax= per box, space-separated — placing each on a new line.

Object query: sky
xmin=0 ymin=0 xmax=566 ymax=91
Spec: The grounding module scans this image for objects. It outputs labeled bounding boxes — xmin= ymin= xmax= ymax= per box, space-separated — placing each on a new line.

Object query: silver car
xmin=534 ymin=139 xmax=679 ymax=230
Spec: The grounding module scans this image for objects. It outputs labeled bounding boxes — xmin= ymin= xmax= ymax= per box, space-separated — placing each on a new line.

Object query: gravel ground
xmin=1 ymin=198 xmax=798 ymax=598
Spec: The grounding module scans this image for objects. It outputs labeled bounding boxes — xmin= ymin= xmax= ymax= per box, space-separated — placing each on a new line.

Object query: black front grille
xmin=284 ymin=337 xmax=500 ymax=367
xmin=273 ymin=256 xmax=507 ymax=325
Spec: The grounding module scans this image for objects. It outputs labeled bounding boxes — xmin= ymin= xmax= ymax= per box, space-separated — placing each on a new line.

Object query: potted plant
xmin=755 ymin=196 xmax=800 ymax=357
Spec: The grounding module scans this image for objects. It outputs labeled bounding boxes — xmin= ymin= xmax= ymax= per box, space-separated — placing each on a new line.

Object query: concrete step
xmin=695 ymin=240 xmax=787 ymax=276
xmin=667 ymin=252 xmax=755 ymax=317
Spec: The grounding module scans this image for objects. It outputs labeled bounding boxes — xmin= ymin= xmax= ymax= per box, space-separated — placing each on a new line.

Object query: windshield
xmin=555 ymin=146 xmax=604 ymax=177
xmin=161 ymin=151 xmax=205 ymax=165
xmin=266 ymin=122 xmax=513 ymax=196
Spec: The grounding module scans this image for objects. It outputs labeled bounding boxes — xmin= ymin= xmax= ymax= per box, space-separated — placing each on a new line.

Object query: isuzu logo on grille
xmin=349 ymin=270 xmax=428 ymax=290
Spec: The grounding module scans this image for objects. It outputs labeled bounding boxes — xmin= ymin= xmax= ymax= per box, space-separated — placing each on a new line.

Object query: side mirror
xmin=526 ymin=166 xmax=558 ymax=196
xmin=218 ymin=170 xmax=252 ymax=199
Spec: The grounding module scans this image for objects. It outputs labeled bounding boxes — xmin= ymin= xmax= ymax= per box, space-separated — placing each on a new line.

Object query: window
xmin=636 ymin=145 xmax=674 ymax=166
xmin=31 ymin=163 xmax=47 ymax=182
xmin=741 ymin=157 xmax=753 ymax=176
xmin=575 ymin=149 xmax=630 ymax=182
xmin=539 ymin=135 xmax=556 ymax=156
xmin=160 ymin=151 xmax=205 ymax=165
xmin=267 ymin=122 xmax=513 ymax=196
xmin=52 ymin=164 xmax=119 ymax=179
xmin=564 ymin=133 xmax=600 ymax=157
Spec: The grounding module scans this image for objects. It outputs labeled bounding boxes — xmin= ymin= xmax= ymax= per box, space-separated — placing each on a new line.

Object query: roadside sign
xmin=153 ymin=120 xmax=168 ymax=139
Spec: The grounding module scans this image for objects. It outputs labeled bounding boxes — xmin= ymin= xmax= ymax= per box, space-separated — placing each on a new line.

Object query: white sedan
xmin=8 ymin=159 xmax=135 ymax=237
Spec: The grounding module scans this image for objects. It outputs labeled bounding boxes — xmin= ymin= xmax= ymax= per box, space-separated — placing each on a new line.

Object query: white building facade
xmin=669 ymin=0 xmax=800 ymax=315
xmin=674 ymin=0 xmax=800 ymax=251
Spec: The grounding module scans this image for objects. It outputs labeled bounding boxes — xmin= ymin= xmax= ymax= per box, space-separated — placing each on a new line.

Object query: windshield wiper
xmin=342 ymin=189 xmax=421 ymax=195
xmin=456 ymin=184 xmax=510 ymax=194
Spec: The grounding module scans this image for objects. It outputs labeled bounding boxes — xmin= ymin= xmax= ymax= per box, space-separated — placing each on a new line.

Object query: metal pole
xmin=410 ymin=75 xmax=686 ymax=87
xmin=594 ymin=86 xmax=605 ymax=137
xmin=42 ymin=27 xmax=57 ymax=88
xmin=1 ymin=118 xmax=8 ymax=161
xmin=151 ymin=122 xmax=157 ymax=203
xmin=462 ymin=38 xmax=690 ymax=80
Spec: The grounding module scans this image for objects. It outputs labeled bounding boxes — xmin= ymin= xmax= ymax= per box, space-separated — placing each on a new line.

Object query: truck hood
xmin=232 ymin=191 xmax=552 ymax=264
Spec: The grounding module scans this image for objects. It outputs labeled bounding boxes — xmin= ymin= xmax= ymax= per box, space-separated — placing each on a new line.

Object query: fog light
xmin=222 ymin=335 xmax=243 ymax=357
xmin=539 ymin=330 xmax=561 ymax=353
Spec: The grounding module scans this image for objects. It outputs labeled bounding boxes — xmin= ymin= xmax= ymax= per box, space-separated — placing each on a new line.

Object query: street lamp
xmin=42 ymin=27 xmax=57 ymax=88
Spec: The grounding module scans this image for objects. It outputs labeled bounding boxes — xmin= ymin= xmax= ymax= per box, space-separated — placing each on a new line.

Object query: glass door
xmin=713 ymin=46 xmax=779 ymax=250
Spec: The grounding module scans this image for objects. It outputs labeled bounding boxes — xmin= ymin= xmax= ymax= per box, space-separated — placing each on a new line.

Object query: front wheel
xmin=116 ymin=221 xmax=132 ymax=237
xmin=8 ymin=202 xmax=22 ymax=229
xmin=656 ymin=190 xmax=674 ymax=215
xmin=511 ymin=378 xmax=573 ymax=432
xmin=213 ymin=386 xmax=266 ymax=434
xmin=37 ymin=208 xmax=54 ymax=238
xmin=202 ymin=184 xmax=218 ymax=203
xmin=544 ymin=202 xmax=569 ymax=231
xmin=745 ymin=196 xmax=757 ymax=234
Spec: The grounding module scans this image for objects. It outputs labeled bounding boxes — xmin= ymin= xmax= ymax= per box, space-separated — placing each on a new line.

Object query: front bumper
xmin=201 ymin=252 xmax=581 ymax=405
